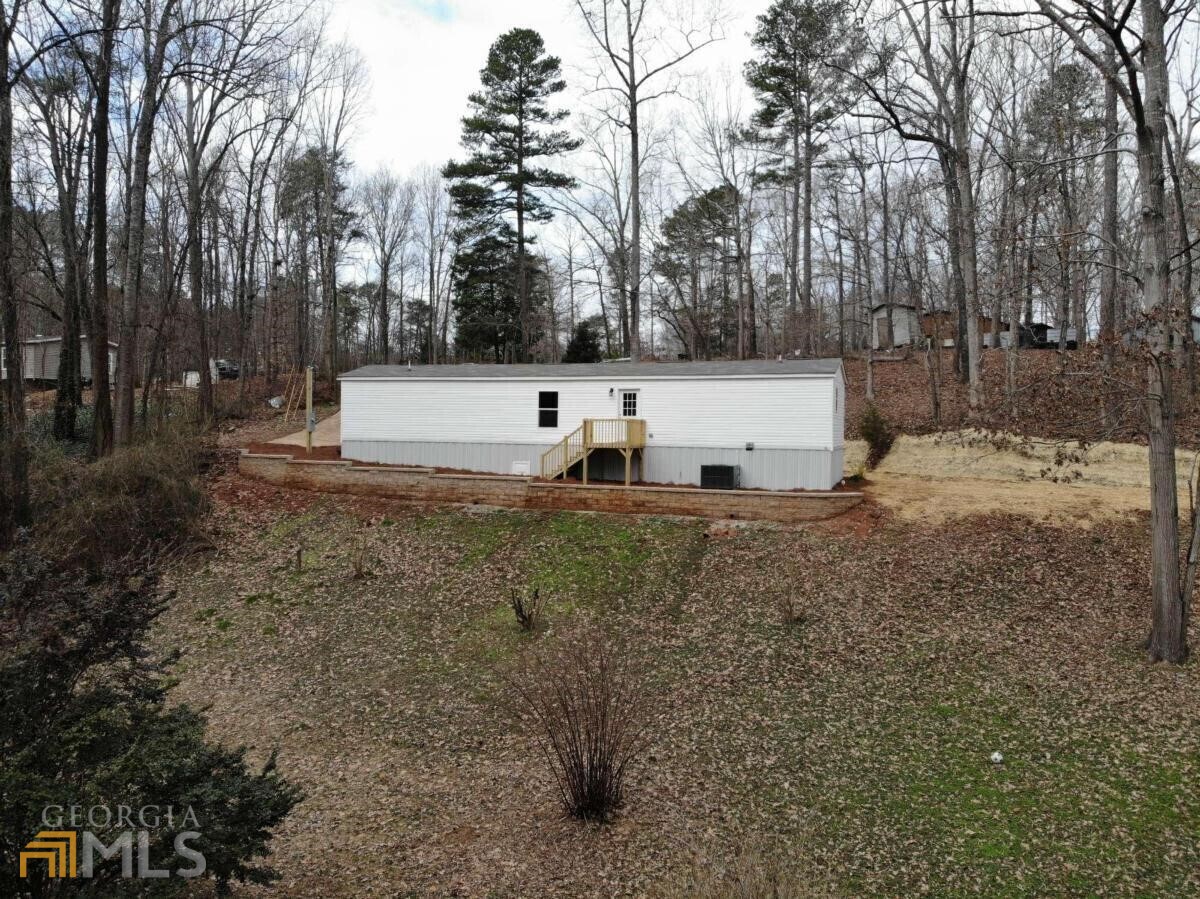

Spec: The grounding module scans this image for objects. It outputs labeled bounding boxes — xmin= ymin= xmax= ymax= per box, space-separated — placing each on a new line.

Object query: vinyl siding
xmin=340 ymin=374 xmax=841 ymax=452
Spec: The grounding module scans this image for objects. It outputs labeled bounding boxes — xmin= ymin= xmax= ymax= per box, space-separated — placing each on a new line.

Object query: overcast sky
xmin=327 ymin=0 xmax=762 ymax=176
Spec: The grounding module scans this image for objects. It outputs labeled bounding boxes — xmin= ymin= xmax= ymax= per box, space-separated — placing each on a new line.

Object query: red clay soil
xmin=245 ymin=442 xmax=347 ymax=461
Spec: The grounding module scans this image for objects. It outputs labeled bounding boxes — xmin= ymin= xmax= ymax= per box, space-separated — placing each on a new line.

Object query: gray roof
xmin=340 ymin=359 xmax=843 ymax=380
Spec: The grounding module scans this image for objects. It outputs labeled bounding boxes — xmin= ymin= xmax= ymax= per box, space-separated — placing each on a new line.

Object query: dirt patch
xmin=864 ymin=471 xmax=1150 ymax=527
xmin=843 ymin=433 xmax=1183 ymax=526
xmin=809 ymin=494 xmax=889 ymax=537
xmin=872 ymin=432 xmax=1194 ymax=489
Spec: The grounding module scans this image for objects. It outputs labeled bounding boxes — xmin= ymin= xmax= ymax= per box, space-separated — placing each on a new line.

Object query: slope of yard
xmin=844 ymin=348 xmax=1200 ymax=449
xmin=153 ymin=470 xmax=1200 ymax=898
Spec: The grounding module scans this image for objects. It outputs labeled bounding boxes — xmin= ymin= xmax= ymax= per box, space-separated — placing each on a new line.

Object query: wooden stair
xmin=540 ymin=418 xmax=646 ymax=485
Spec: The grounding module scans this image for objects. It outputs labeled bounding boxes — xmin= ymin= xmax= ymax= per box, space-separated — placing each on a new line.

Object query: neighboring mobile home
xmin=0 ymin=335 xmax=117 ymax=383
xmin=339 ymin=359 xmax=846 ymax=491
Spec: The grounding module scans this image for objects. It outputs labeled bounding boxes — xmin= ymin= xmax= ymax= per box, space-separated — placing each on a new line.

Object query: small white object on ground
xmin=268 ymin=396 xmax=283 ymax=408
xmin=990 ymin=751 xmax=1004 ymax=765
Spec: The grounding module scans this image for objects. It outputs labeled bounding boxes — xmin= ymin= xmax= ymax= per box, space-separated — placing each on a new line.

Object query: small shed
xmin=0 ymin=335 xmax=116 ymax=383
xmin=339 ymin=359 xmax=846 ymax=491
xmin=871 ymin=303 xmax=921 ymax=350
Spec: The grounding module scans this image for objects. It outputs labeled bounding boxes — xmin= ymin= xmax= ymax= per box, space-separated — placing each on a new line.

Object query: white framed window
xmin=620 ymin=390 xmax=638 ymax=417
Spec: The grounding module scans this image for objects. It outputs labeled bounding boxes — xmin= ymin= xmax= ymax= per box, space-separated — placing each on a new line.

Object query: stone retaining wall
xmin=239 ymin=451 xmax=861 ymax=524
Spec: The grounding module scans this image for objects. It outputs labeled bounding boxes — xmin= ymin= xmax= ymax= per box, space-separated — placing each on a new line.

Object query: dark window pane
xmin=538 ymin=391 xmax=558 ymax=409
xmin=539 ymin=409 xmax=558 ymax=428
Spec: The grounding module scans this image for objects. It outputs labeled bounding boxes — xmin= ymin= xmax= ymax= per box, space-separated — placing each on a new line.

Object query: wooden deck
xmin=540 ymin=418 xmax=647 ymax=484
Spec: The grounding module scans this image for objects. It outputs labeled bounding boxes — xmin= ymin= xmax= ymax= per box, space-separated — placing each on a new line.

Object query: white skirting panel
xmin=341 ymin=440 xmax=844 ymax=491
xmin=642 ymin=445 xmax=841 ymax=490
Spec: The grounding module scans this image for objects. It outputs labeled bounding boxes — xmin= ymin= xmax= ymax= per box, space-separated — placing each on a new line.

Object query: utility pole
xmin=305 ymin=365 xmax=314 ymax=456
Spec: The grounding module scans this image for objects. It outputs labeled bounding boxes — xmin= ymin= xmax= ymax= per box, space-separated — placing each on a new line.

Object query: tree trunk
xmin=1006 ymin=201 xmax=1021 ymax=411
xmin=1139 ymin=0 xmax=1186 ymax=663
xmin=788 ymin=124 xmax=801 ymax=353
xmin=379 ymin=257 xmax=390 ymax=364
xmin=1024 ymin=200 xmax=1039 ymax=325
xmin=187 ymin=154 xmax=212 ymax=421
xmin=943 ymin=163 xmax=968 ymax=381
xmin=0 ymin=18 xmax=29 ymax=545
xmin=115 ymin=0 xmax=174 ymax=446
xmin=1057 ymin=168 xmax=1072 ymax=356
xmin=1100 ymin=1 xmax=1119 ymax=361
xmin=628 ymin=97 xmax=642 ymax=360
xmin=953 ymin=146 xmax=983 ymax=410
xmin=802 ymin=118 xmax=814 ymax=355
xmin=89 ymin=0 xmax=121 ymax=459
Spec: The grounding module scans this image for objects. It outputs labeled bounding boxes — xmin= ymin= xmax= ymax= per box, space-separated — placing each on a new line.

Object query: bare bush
xmin=30 ymin=431 xmax=208 ymax=570
xmin=351 ymin=542 xmax=368 ymax=579
xmin=510 ymin=586 xmax=544 ymax=631
xmin=506 ymin=629 xmax=649 ymax=821
xmin=778 ymin=593 xmax=806 ymax=627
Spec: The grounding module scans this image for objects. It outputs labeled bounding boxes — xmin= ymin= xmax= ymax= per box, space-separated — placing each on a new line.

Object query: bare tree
xmin=359 ymin=168 xmax=414 ymax=364
xmin=1028 ymin=0 xmax=1187 ymax=661
xmin=20 ymin=35 xmax=92 ymax=440
xmin=165 ymin=0 xmax=298 ymax=420
xmin=307 ymin=41 xmax=366 ymax=381
xmin=849 ymin=0 xmax=986 ymax=410
xmin=0 ymin=0 xmax=30 ymax=546
xmin=113 ymin=0 xmax=178 ymax=446
xmin=415 ymin=163 xmax=452 ymax=364
xmin=573 ymin=0 xmax=726 ymax=360
xmin=86 ymin=0 xmax=119 ymax=457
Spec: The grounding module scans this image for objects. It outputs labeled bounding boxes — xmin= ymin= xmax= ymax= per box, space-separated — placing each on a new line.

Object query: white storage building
xmin=871 ymin=303 xmax=921 ymax=350
xmin=338 ymin=359 xmax=846 ymax=491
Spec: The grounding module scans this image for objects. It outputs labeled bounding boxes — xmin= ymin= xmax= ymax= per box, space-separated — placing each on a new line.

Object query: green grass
xmin=822 ymin=682 xmax=1198 ymax=895
xmin=408 ymin=507 xmax=532 ymax=568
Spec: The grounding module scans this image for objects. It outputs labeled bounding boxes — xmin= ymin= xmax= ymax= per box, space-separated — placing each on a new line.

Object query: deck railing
xmin=540 ymin=418 xmax=646 ymax=482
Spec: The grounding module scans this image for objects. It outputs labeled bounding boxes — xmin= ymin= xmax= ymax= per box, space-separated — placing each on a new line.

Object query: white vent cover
xmin=511 ymin=460 xmax=531 ymax=476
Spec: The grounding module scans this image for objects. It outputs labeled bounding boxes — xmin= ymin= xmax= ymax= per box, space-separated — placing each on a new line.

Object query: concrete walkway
xmin=269 ymin=410 xmax=341 ymax=447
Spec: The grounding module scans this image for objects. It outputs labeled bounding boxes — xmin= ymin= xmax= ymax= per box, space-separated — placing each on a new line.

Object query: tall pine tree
xmin=443 ymin=28 xmax=580 ymax=361
xmin=562 ymin=318 xmax=604 ymax=363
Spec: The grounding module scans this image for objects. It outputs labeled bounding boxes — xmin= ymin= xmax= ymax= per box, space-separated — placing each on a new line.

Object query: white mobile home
xmin=0 ymin=335 xmax=117 ymax=383
xmin=339 ymin=359 xmax=846 ymax=491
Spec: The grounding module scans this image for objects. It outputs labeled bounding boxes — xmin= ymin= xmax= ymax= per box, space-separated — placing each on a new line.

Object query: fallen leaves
xmin=152 ymin=469 xmax=1200 ymax=897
